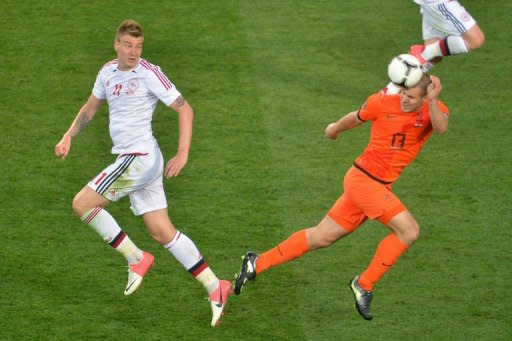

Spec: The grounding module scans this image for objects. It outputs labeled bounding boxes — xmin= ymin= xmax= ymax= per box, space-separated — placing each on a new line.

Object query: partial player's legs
xmin=338 ymin=167 xmax=419 ymax=319
xmin=411 ymin=1 xmax=484 ymax=70
xmin=143 ymin=209 xmax=232 ymax=327
xmin=359 ymin=211 xmax=419 ymax=292
xmin=351 ymin=210 xmax=419 ymax=320
xmin=234 ymin=216 xmax=351 ymax=294
xmin=73 ymin=186 xmax=152 ymax=295
xmin=413 ymin=25 xmax=484 ymax=66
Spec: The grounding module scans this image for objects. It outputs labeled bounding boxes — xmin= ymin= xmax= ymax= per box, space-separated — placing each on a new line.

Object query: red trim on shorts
xmin=94 ymin=172 xmax=108 ymax=185
xmin=120 ymin=152 xmax=148 ymax=157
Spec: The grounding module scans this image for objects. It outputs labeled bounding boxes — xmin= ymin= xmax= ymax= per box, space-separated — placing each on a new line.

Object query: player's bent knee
xmin=71 ymin=194 xmax=86 ymax=217
xmin=473 ymin=35 xmax=485 ymax=50
xmin=407 ymin=224 xmax=420 ymax=244
xmin=401 ymin=220 xmax=420 ymax=245
xmin=467 ymin=36 xmax=484 ymax=50
xmin=72 ymin=190 xmax=107 ymax=217
xmin=389 ymin=212 xmax=420 ymax=245
xmin=465 ymin=27 xmax=485 ymax=50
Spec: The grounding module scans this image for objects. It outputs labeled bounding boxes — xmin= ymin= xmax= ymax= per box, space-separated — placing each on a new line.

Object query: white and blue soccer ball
xmin=387 ymin=54 xmax=424 ymax=88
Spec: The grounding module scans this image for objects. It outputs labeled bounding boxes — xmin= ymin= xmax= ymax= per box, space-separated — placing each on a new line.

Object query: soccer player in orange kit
xmin=234 ymin=74 xmax=449 ymax=320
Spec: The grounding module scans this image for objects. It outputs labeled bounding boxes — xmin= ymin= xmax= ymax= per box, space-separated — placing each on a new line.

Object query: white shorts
xmin=420 ymin=1 xmax=476 ymax=40
xmin=88 ymin=146 xmax=167 ymax=216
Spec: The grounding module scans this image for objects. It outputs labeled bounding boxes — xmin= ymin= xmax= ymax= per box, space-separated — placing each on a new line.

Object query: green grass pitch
xmin=1 ymin=1 xmax=511 ymax=340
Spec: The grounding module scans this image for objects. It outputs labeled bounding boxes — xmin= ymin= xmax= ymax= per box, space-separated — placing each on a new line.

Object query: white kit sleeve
xmin=144 ymin=65 xmax=182 ymax=106
xmin=92 ymin=69 xmax=107 ymax=100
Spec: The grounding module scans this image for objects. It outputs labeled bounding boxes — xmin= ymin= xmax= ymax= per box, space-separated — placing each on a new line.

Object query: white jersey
xmin=92 ymin=58 xmax=181 ymax=154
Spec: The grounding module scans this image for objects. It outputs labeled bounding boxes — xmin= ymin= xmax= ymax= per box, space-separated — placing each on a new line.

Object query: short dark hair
xmin=115 ymin=19 xmax=143 ymax=41
xmin=415 ymin=74 xmax=432 ymax=96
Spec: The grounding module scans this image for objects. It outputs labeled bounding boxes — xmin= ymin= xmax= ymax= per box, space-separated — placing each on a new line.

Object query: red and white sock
xmin=81 ymin=207 xmax=143 ymax=264
xmin=422 ymin=36 xmax=469 ymax=60
xmin=164 ymin=230 xmax=219 ymax=294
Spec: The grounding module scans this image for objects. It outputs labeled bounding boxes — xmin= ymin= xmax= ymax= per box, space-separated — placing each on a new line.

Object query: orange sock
xmin=256 ymin=229 xmax=309 ymax=274
xmin=358 ymin=233 xmax=408 ymax=292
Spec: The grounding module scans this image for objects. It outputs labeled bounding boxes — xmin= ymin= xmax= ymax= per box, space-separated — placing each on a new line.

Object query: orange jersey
xmin=354 ymin=92 xmax=449 ymax=183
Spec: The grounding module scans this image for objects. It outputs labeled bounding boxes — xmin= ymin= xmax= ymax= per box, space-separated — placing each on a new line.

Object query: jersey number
xmin=113 ymin=84 xmax=123 ymax=96
xmin=391 ymin=133 xmax=406 ymax=149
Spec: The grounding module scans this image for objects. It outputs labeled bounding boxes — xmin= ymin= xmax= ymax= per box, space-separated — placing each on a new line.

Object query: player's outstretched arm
xmin=426 ymin=76 xmax=448 ymax=135
xmin=165 ymin=96 xmax=193 ymax=178
xmin=55 ymin=94 xmax=103 ymax=159
xmin=325 ymin=110 xmax=363 ymax=140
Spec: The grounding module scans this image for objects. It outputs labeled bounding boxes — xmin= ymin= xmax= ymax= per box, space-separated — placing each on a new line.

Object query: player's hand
xmin=325 ymin=122 xmax=340 ymax=140
xmin=426 ymin=75 xmax=442 ymax=101
xmin=165 ymin=152 xmax=188 ymax=178
xmin=55 ymin=134 xmax=71 ymax=159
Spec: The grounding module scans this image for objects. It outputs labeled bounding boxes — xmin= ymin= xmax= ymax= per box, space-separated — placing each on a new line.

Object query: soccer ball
xmin=387 ymin=54 xmax=424 ymax=88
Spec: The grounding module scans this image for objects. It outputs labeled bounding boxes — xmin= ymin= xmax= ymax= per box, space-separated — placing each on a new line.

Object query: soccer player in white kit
xmin=410 ymin=0 xmax=485 ymax=70
xmin=383 ymin=0 xmax=484 ymax=95
xmin=55 ymin=19 xmax=231 ymax=327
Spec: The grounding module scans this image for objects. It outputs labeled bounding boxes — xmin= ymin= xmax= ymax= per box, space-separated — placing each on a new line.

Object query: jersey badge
xmin=127 ymin=79 xmax=139 ymax=95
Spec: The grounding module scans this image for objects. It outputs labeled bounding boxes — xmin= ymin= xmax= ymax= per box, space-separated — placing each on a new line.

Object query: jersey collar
xmin=111 ymin=59 xmax=143 ymax=73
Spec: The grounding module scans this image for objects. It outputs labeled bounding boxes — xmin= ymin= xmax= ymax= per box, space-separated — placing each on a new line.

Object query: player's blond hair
xmin=115 ymin=19 xmax=143 ymax=41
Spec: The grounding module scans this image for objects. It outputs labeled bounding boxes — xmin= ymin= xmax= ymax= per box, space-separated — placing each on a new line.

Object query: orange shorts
xmin=327 ymin=166 xmax=406 ymax=232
